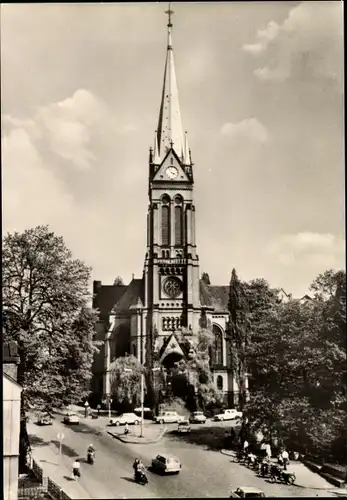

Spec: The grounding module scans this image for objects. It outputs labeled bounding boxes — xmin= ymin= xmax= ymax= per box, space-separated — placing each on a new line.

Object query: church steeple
xmin=156 ymin=4 xmax=188 ymax=164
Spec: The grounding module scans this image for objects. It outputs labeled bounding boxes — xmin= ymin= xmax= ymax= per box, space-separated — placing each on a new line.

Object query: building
xmin=3 ymin=341 xmax=22 ymax=500
xmin=92 ymin=8 xmax=238 ymax=407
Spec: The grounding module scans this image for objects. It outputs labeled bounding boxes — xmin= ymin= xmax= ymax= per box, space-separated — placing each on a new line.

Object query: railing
xmin=30 ymin=458 xmax=72 ymax=500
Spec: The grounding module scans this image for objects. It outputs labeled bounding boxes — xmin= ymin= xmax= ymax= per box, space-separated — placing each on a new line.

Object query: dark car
xmin=37 ymin=413 xmax=53 ymax=426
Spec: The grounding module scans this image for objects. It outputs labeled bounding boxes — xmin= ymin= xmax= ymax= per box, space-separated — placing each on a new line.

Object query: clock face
xmin=166 ymin=166 xmax=178 ymax=179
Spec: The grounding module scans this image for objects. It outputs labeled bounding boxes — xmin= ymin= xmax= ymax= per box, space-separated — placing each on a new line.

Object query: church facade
xmin=91 ymin=10 xmax=238 ymax=407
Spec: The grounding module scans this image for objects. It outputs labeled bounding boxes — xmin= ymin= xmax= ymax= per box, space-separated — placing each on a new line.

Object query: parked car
xmin=134 ymin=407 xmax=154 ymax=419
xmin=63 ymin=413 xmax=80 ymax=425
xmin=37 ymin=413 xmax=53 ymax=426
xmin=154 ymin=411 xmax=185 ymax=424
xmin=214 ymin=409 xmax=242 ymax=421
xmin=190 ymin=411 xmax=207 ymax=424
xmin=177 ymin=420 xmax=191 ymax=433
xmin=151 ymin=454 xmax=181 ymax=474
xmin=109 ymin=412 xmax=141 ymax=426
xmin=230 ymin=487 xmax=266 ymax=498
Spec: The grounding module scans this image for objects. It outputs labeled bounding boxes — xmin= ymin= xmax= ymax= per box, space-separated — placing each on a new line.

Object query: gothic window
xmin=162 ymin=205 xmax=170 ymax=246
xmin=217 ymin=375 xmax=223 ymax=390
xmin=132 ymin=343 xmax=137 ymax=357
xmin=212 ymin=325 xmax=223 ymax=365
xmin=166 ymin=250 xmax=170 ymax=258
xmin=174 ymin=196 xmax=183 ymax=246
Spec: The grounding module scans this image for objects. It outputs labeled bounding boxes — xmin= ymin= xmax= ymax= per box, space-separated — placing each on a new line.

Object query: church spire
xmin=156 ymin=3 xmax=185 ymax=162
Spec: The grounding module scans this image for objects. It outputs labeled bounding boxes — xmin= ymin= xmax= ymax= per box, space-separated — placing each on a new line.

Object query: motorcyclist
xmin=87 ymin=444 xmax=95 ymax=460
xmin=133 ymin=458 xmax=140 ymax=474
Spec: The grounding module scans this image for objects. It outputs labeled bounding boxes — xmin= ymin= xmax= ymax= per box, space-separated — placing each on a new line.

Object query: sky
xmin=1 ymin=1 xmax=345 ymax=297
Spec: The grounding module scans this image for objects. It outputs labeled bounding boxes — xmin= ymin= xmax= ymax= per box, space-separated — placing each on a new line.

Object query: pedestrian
xmin=124 ymin=422 xmax=129 ymax=435
xmin=84 ymin=401 xmax=90 ymax=418
xmin=97 ymin=404 xmax=101 ymax=416
xmin=72 ymin=459 xmax=81 ymax=480
xmin=281 ymin=448 xmax=289 ymax=470
xmin=265 ymin=442 xmax=272 ymax=459
xmin=243 ymin=439 xmax=249 ymax=458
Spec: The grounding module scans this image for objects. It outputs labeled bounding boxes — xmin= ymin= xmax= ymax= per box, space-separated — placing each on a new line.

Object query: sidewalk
xmin=220 ymin=450 xmax=333 ymax=490
xmin=63 ymin=404 xmax=166 ymax=443
xmin=28 ymin=422 xmax=92 ymax=499
xmin=108 ymin=424 xmax=167 ymax=444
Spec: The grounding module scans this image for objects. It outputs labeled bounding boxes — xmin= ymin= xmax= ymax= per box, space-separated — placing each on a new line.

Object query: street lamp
xmin=124 ymin=366 xmax=160 ymax=438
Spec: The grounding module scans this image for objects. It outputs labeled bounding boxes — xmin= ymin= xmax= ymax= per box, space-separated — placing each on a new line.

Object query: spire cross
xmin=165 ymin=3 xmax=174 ymax=27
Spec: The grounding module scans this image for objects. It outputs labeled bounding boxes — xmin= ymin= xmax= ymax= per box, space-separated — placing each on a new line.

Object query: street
xmin=28 ymin=415 xmax=335 ymax=498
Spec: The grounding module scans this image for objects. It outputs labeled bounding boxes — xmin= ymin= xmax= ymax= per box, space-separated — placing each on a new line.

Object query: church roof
xmin=93 ymin=285 xmax=127 ymax=319
xmin=199 ymin=281 xmax=229 ymax=313
xmin=155 ymin=6 xmax=190 ymax=164
xmin=112 ymin=279 xmax=144 ymax=313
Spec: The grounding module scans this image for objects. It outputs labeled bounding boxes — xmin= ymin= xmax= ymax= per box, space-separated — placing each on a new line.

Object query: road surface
xmin=29 ymin=416 xmax=335 ymax=498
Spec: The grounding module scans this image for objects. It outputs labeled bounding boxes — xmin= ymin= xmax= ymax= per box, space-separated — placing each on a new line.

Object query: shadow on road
xmin=51 ymin=440 xmax=79 ymax=458
xmin=28 ymin=434 xmax=47 ymax=447
xmin=120 ymin=476 xmax=137 ymax=484
xmin=166 ymin=425 xmax=232 ymax=451
xmin=40 ymin=459 xmax=58 ymax=466
xmin=65 ymin=422 xmax=103 ymax=437
xmin=63 ymin=476 xmax=75 ymax=482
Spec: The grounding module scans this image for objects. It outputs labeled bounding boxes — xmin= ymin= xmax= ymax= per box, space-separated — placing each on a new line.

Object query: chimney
xmin=3 ymin=341 xmax=20 ymax=381
xmin=93 ymin=280 xmax=102 ymax=294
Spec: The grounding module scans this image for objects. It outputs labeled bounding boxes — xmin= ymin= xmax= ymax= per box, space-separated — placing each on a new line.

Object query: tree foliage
xmin=244 ymin=269 xmax=346 ymax=459
xmin=2 ymin=226 xmax=99 ymax=467
xmin=113 ymin=276 xmax=124 ymax=286
xmin=201 ymin=272 xmax=211 ymax=285
xmin=228 ymin=268 xmax=250 ymax=409
xmin=109 ymin=354 xmax=143 ymax=404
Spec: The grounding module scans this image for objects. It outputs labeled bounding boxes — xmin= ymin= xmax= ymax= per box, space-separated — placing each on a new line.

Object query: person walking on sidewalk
xmin=72 ymin=459 xmax=81 ymax=480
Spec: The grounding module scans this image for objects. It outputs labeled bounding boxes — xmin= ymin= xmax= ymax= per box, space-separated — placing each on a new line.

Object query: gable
xmin=159 ymin=334 xmax=185 ymax=363
xmin=152 ymin=149 xmax=189 ymax=183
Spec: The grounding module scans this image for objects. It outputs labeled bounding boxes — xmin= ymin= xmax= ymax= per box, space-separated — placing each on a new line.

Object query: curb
xmin=107 ymin=427 xmax=167 ymax=444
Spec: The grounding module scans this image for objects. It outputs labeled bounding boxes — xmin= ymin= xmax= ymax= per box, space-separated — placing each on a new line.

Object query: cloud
xmin=4 ymin=89 xmax=108 ymax=171
xmin=220 ymin=117 xmax=268 ymax=143
xmin=268 ymin=232 xmax=345 ymax=268
xmin=243 ymin=2 xmax=343 ymax=84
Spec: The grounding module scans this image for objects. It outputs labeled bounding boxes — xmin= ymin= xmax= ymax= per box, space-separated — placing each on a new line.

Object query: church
xmin=91 ymin=8 xmax=239 ymax=408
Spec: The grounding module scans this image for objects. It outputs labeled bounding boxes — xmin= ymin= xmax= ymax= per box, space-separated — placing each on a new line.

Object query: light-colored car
xmin=109 ymin=412 xmax=141 ymax=426
xmin=230 ymin=487 xmax=266 ymax=498
xmin=154 ymin=411 xmax=185 ymax=424
xmin=63 ymin=413 xmax=80 ymax=425
xmin=214 ymin=409 xmax=243 ymax=421
xmin=151 ymin=454 xmax=181 ymax=474
xmin=190 ymin=411 xmax=207 ymax=424
xmin=177 ymin=420 xmax=191 ymax=433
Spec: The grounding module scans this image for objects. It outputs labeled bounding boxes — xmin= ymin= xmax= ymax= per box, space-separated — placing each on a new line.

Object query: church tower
xmin=143 ymin=6 xmax=201 ymax=357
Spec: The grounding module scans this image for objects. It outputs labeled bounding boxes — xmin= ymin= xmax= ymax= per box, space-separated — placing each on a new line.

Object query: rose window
xmin=163 ymin=277 xmax=182 ymax=298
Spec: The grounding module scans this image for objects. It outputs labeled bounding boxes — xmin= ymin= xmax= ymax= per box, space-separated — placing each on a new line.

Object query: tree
xmin=109 ymin=354 xmax=143 ymax=405
xmin=2 ymin=226 xmax=99 ymax=469
xmin=113 ymin=276 xmax=124 ymax=286
xmin=244 ymin=270 xmax=347 ymax=459
xmin=201 ymin=272 xmax=211 ymax=285
xmin=228 ymin=269 xmax=250 ymax=409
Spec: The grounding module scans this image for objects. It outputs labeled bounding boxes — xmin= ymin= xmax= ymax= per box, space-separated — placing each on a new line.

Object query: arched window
xmin=212 ymin=325 xmax=223 ymax=365
xmin=174 ymin=196 xmax=183 ymax=246
xmin=161 ymin=195 xmax=170 ymax=245
xmin=217 ymin=375 xmax=223 ymax=390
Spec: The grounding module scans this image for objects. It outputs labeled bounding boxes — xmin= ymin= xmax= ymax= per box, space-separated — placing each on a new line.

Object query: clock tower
xmin=143 ymin=5 xmax=201 ymax=359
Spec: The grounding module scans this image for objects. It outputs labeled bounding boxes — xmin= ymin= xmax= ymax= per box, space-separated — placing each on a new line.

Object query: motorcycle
xmin=269 ymin=465 xmax=296 ymax=485
xmin=87 ymin=451 xmax=95 ymax=465
xmin=258 ymin=458 xmax=271 ymax=477
xmin=135 ymin=469 xmax=148 ymax=486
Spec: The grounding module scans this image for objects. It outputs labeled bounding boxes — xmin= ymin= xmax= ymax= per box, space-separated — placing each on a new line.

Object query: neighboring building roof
xmin=199 ymin=281 xmax=229 ymax=313
xmin=93 ymin=285 xmax=127 ymax=319
xmin=112 ymin=279 xmax=144 ymax=313
xmin=3 ymin=371 xmax=22 ymax=389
